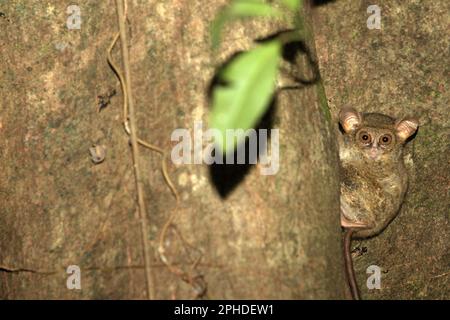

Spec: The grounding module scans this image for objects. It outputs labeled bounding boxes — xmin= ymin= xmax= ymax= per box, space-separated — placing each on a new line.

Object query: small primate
xmin=338 ymin=107 xmax=419 ymax=300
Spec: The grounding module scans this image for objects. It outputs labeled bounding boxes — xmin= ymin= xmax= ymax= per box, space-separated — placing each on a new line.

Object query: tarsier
xmin=338 ymin=107 xmax=419 ymax=300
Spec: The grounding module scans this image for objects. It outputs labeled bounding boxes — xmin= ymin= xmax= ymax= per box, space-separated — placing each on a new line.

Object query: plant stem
xmin=115 ymin=0 xmax=154 ymax=300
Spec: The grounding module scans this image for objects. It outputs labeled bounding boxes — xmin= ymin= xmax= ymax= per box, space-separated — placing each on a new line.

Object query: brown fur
xmin=338 ymin=107 xmax=418 ymax=238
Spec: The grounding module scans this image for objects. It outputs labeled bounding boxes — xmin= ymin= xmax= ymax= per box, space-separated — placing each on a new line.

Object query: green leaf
xmin=229 ymin=0 xmax=281 ymax=17
xmin=211 ymin=0 xmax=281 ymax=49
xmin=280 ymin=0 xmax=302 ymax=11
xmin=211 ymin=11 xmax=230 ymax=50
xmin=209 ymin=41 xmax=281 ymax=153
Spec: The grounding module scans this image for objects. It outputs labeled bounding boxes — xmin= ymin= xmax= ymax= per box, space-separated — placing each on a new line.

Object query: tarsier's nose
xmin=369 ymin=147 xmax=381 ymax=160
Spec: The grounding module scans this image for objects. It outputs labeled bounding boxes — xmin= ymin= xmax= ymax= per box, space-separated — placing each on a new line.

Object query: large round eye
xmin=379 ymin=134 xmax=393 ymax=145
xmin=358 ymin=131 xmax=372 ymax=144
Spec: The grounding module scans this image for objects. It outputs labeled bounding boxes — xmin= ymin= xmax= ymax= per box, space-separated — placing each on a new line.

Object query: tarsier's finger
xmin=340 ymin=215 xmax=367 ymax=229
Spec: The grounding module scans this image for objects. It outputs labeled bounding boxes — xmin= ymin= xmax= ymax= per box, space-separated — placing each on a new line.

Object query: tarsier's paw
xmin=340 ymin=214 xmax=368 ymax=229
xmin=340 ymin=201 xmax=369 ymax=229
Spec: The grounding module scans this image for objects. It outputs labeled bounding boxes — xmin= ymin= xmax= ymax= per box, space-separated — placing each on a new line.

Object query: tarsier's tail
xmin=344 ymin=228 xmax=361 ymax=300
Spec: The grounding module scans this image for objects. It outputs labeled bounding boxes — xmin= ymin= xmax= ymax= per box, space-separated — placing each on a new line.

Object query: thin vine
xmin=108 ymin=0 xmax=205 ymax=299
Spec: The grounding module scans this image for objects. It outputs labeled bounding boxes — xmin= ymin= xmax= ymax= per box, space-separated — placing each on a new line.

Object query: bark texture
xmin=313 ymin=0 xmax=449 ymax=299
xmin=0 ymin=1 xmax=345 ymax=299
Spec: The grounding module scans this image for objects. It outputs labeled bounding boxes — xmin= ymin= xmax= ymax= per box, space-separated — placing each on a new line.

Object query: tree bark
xmin=313 ymin=0 xmax=449 ymax=299
xmin=0 ymin=1 xmax=346 ymax=298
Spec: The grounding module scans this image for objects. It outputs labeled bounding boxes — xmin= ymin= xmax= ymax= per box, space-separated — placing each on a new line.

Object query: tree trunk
xmin=0 ymin=1 xmax=346 ymax=299
xmin=312 ymin=0 xmax=449 ymax=299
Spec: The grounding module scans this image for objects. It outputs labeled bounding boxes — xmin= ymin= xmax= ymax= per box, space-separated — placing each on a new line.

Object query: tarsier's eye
xmin=379 ymin=134 xmax=393 ymax=145
xmin=358 ymin=131 xmax=372 ymax=144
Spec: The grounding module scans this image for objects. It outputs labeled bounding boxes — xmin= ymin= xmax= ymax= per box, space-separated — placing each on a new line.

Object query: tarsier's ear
xmin=339 ymin=107 xmax=362 ymax=133
xmin=395 ymin=117 xmax=419 ymax=141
